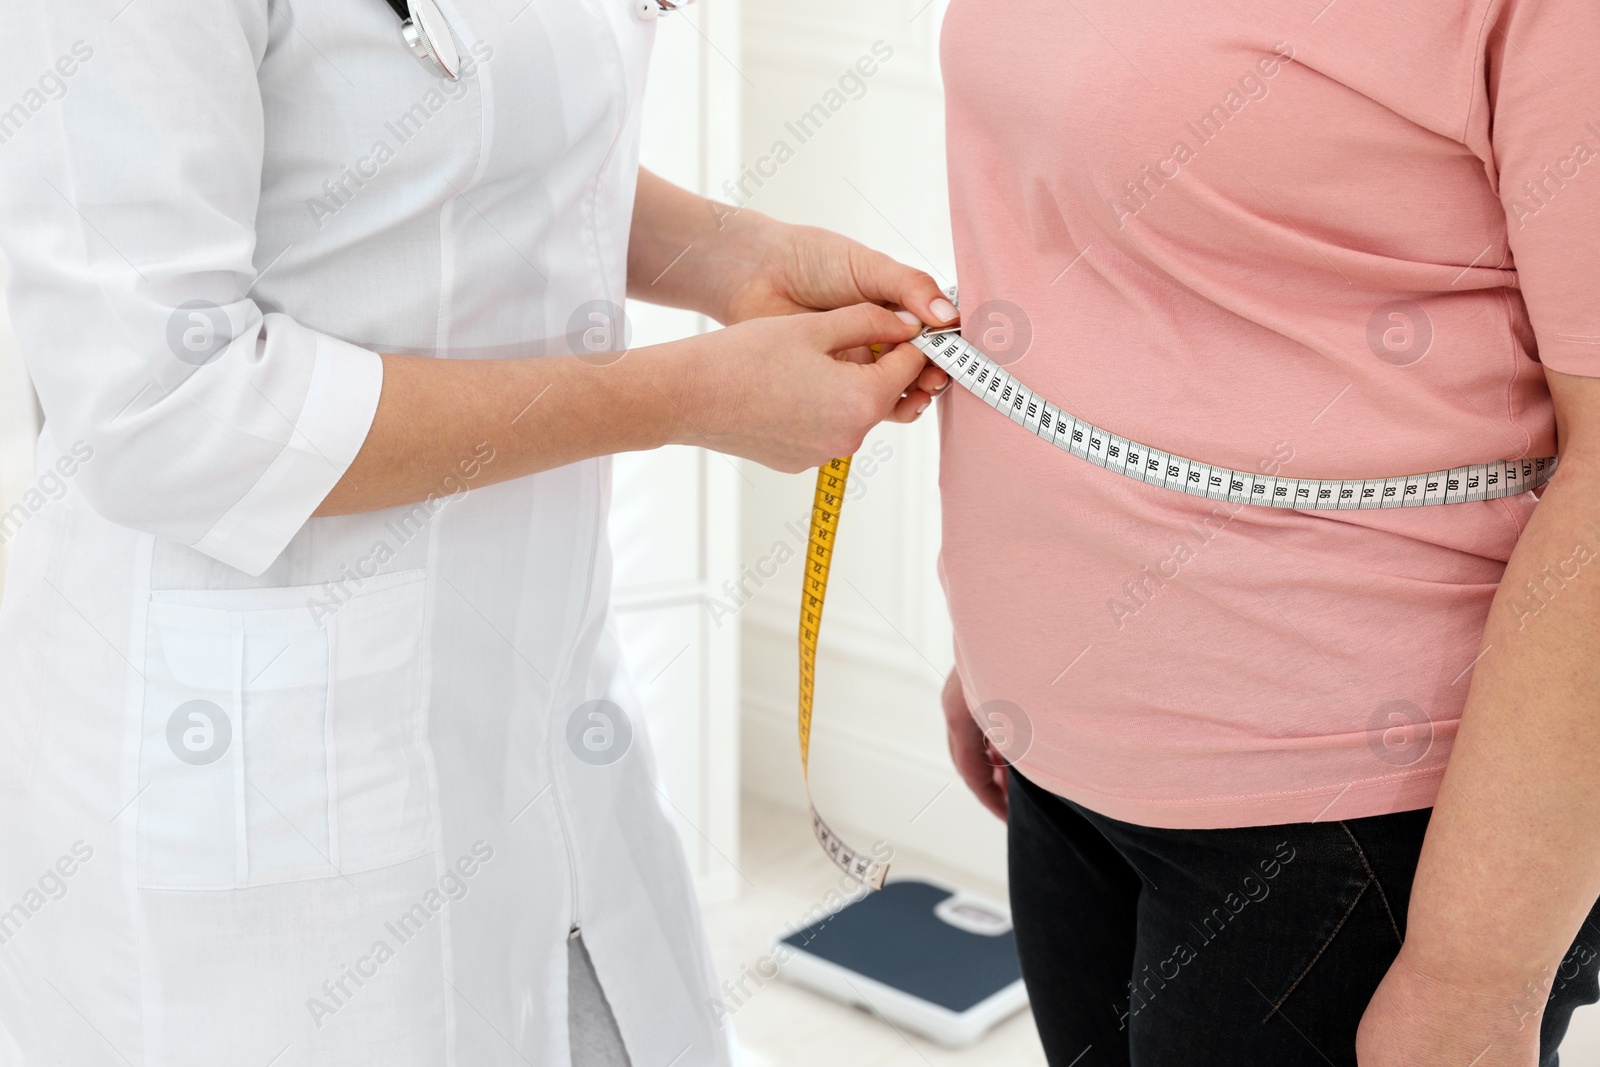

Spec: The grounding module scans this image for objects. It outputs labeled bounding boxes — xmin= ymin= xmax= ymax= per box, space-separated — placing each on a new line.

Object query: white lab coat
xmin=0 ymin=1 xmax=731 ymax=1065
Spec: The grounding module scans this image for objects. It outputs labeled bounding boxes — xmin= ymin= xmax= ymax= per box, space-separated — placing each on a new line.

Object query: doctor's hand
xmin=320 ymin=302 xmax=934 ymax=516
xmin=714 ymin=214 xmax=957 ymax=329
xmin=667 ymin=302 xmax=933 ymax=473
xmin=628 ymin=169 xmax=960 ymax=339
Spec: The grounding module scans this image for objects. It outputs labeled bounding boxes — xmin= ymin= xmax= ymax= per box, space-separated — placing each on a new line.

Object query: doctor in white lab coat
xmin=0 ymin=1 xmax=955 ymax=1064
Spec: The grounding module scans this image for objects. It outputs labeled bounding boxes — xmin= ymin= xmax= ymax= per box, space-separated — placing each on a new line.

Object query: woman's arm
xmin=1359 ymin=367 xmax=1600 ymax=1066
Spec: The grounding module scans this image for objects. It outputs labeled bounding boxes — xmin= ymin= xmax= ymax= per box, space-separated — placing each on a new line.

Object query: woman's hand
xmin=943 ymin=667 xmax=1009 ymax=820
xmin=1357 ymin=947 xmax=1541 ymax=1067
xmin=666 ymin=302 xmax=937 ymax=473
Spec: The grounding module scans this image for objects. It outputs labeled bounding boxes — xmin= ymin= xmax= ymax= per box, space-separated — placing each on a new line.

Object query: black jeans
xmin=1007 ymin=765 xmax=1600 ymax=1066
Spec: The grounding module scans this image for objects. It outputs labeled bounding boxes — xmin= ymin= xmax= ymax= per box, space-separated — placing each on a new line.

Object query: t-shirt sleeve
xmin=0 ymin=0 xmax=384 ymax=576
xmin=1486 ymin=0 xmax=1600 ymax=377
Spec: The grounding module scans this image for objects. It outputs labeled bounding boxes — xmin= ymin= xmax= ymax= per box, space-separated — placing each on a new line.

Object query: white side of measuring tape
xmin=909 ymin=320 xmax=1556 ymax=509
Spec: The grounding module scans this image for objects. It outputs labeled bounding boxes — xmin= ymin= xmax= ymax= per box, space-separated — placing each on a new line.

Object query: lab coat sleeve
xmin=0 ymin=0 xmax=384 ymax=576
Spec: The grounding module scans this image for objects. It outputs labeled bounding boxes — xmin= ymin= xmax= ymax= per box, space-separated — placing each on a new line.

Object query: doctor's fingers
xmin=810 ymin=301 xmax=922 ymax=354
xmin=852 ymin=341 xmax=939 ymax=425
xmin=828 ymin=314 xmax=951 ymax=395
xmin=887 ymin=374 xmax=949 ymax=423
xmin=844 ymin=246 xmax=958 ymax=330
xmin=835 ymin=347 xmax=951 ymax=394
xmin=915 ymin=362 xmax=951 ymax=395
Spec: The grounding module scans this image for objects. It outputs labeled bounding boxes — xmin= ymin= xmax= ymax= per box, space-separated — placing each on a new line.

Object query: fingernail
xmin=916 ymin=402 xmax=929 ymax=415
xmin=895 ymin=309 xmax=920 ymax=325
xmin=931 ymin=298 xmax=958 ymax=322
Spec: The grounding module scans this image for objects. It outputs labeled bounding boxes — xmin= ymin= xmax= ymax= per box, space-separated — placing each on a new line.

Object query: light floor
xmin=699 ymin=795 xmax=1046 ymax=1067
xmin=700 ymin=795 xmax=1600 ymax=1067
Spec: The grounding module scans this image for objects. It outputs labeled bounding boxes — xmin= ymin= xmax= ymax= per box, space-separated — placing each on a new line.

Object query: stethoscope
xmin=381 ymin=0 xmax=694 ymax=80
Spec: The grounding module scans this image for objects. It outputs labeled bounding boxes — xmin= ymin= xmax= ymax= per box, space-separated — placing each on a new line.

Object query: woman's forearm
xmin=1402 ymin=370 xmax=1600 ymax=1023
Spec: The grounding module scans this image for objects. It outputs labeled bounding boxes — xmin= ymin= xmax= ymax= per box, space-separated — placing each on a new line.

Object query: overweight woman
xmin=0 ymin=2 xmax=952 ymax=1065
xmin=934 ymin=1 xmax=1600 ymax=1065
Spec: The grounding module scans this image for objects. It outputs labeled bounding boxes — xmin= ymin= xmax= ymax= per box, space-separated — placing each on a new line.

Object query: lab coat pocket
xmin=137 ymin=570 xmax=434 ymax=890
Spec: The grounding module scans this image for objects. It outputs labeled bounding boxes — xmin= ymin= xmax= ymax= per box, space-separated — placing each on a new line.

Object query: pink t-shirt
xmin=936 ymin=0 xmax=1600 ymax=828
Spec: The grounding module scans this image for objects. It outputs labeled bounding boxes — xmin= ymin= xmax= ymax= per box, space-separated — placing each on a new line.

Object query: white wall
xmin=610 ymin=0 xmax=746 ymax=903
xmin=0 ymin=252 xmax=40 ymax=597
xmin=733 ymin=0 xmax=1009 ymax=886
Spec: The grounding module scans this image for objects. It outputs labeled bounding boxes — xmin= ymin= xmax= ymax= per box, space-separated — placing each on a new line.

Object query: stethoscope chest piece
xmin=633 ymin=0 xmax=691 ymax=19
xmin=381 ymin=0 xmax=694 ymax=74
xmin=393 ymin=0 xmax=461 ymax=79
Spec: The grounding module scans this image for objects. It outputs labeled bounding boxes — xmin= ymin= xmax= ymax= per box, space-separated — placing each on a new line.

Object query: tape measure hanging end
xmin=799 ymin=457 xmax=890 ymax=890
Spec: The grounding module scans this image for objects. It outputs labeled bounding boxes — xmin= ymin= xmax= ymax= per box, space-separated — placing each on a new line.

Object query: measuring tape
xmin=920 ymin=331 xmax=1558 ymax=511
xmin=797 ymin=456 xmax=887 ymax=887
xmin=797 ymin=292 xmax=1559 ymax=888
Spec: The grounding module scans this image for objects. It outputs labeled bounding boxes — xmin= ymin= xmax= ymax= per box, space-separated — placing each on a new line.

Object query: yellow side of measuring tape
xmin=798 ymin=455 xmax=889 ymax=890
